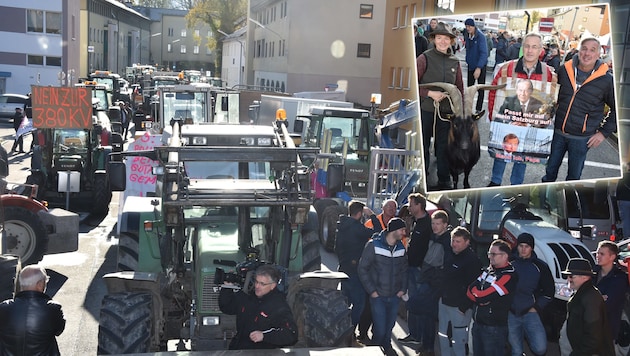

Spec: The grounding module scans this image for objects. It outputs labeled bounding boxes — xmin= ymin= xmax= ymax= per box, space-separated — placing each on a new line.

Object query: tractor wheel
xmin=293 ymin=288 xmax=353 ymax=347
xmin=3 ymin=207 xmax=48 ymax=265
xmin=25 ymin=172 xmax=46 ymax=200
xmin=301 ymin=230 xmax=321 ymax=272
xmin=0 ymin=255 xmax=21 ymax=302
xmin=98 ymin=292 xmax=153 ymax=354
xmin=321 ymin=205 xmax=345 ymax=252
xmin=117 ymin=232 xmax=140 ymax=272
xmin=92 ymin=174 xmax=112 ymax=216
xmin=616 ymin=295 xmax=630 ymax=356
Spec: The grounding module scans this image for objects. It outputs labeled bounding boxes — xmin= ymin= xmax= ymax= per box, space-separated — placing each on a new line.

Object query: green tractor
xmin=26 ymin=84 xmax=125 ymax=214
xmin=97 ymin=122 xmax=353 ymax=353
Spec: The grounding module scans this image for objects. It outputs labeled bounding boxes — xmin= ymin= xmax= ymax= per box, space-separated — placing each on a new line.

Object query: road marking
xmin=480 ymin=145 xmax=620 ymax=170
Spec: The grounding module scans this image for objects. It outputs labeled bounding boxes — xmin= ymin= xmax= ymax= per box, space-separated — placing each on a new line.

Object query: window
xmin=180 ymin=45 xmax=186 ymax=53
xmin=393 ymin=7 xmax=400 ymax=28
xmin=404 ymin=67 xmax=412 ymax=90
xmin=208 ymin=30 xmax=212 ymax=38
xmin=168 ymin=28 xmax=174 ymax=36
xmin=206 ymin=46 xmax=212 ymax=55
xmin=398 ymin=67 xmax=405 ymax=89
xmin=402 ymin=6 xmax=408 ymax=27
xmin=27 ymin=10 xmax=43 ymax=32
xmin=193 ymin=45 xmax=199 ymax=54
xmin=28 ymin=55 xmax=44 ymax=65
xmin=181 ymin=29 xmax=187 ymax=37
xmin=46 ymin=12 xmax=62 ymax=34
xmin=47 ymin=56 xmax=62 ymax=66
xmin=390 ymin=67 xmax=396 ymax=88
xmin=167 ymin=44 xmax=172 ymax=53
xmin=194 ymin=29 xmax=200 ymax=37
xmin=360 ymin=4 xmax=373 ymax=19
xmin=357 ymin=43 xmax=371 ymax=58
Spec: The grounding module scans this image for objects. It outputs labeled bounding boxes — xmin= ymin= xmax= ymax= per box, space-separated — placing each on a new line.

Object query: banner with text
xmin=31 ymin=86 xmax=93 ymax=129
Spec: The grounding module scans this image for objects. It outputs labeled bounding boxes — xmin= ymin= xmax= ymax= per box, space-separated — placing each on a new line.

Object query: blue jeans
xmin=438 ymin=299 xmax=472 ymax=356
xmin=341 ymin=274 xmax=366 ymax=327
xmin=472 ymin=322 xmax=508 ymax=356
xmin=491 ymin=158 xmax=526 ymax=185
xmin=370 ymin=295 xmax=400 ymax=351
xmin=406 ymin=267 xmax=422 ymax=340
xmin=543 ymin=132 xmax=589 ymax=182
xmin=508 ymin=311 xmax=547 ymax=356
xmin=618 ymin=200 xmax=630 ymax=238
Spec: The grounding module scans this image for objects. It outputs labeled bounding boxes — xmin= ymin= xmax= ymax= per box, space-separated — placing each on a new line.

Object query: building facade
xmin=220 ymin=26 xmax=246 ymax=89
xmin=247 ymin=0 xmax=386 ymax=107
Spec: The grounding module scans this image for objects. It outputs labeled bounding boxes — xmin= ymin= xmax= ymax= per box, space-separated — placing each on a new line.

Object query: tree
xmin=186 ymin=0 xmax=247 ymax=77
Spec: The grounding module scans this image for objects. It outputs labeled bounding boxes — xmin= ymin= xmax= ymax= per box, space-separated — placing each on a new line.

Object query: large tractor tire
xmin=98 ymin=292 xmax=153 ymax=354
xmin=301 ymin=230 xmax=321 ymax=272
xmin=320 ymin=205 xmax=345 ymax=252
xmin=117 ymin=232 xmax=140 ymax=272
xmin=293 ymin=288 xmax=353 ymax=347
xmin=92 ymin=173 xmax=112 ymax=216
xmin=3 ymin=207 xmax=48 ymax=265
xmin=0 ymin=255 xmax=21 ymax=302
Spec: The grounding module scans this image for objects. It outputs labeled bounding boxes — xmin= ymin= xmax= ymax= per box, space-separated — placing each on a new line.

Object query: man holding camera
xmin=219 ymin=264 xmax=298 ymax=350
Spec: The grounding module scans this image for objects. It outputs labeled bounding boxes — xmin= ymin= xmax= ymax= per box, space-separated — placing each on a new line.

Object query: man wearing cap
xmin=467 ymin=239 xmax=518 ymax=356
xmin=358 ymin=218 xmax=408 ymax=356
xmin=561 ymin=258 xmax=615 ymax=355
xmin=464 ymin=18 xmax=488 ymax=113
xmin=508 ymin=233 xmax=555 ymax=356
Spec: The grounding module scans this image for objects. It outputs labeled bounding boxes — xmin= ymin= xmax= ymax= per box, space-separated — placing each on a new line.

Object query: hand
xmin=396 ymin=291 xmax=405 ymax=298
xmin=249 ymin=330 xmax=264 ymax=343
xmin=428 ymin=90 xmax=447 ymax=102
xmin=473 ymin=68 xmax=481 ymax=80
xmin=371 ymin=291 xmax=379 ymax=298
xmin=587 ymin=132 xmax=605 ymax=148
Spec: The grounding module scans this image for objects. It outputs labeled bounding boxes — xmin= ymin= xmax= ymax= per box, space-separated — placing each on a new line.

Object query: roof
xmin=105 ymin=0 xmax=150 ymax=21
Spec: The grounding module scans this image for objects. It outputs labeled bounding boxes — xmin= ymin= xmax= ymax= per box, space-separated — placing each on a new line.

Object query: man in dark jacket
xmin=467 ymin=239 xmax=518 ymax=356
xmin=0 ymin=265 xmax=66 ymax=356
xmin=508 ymin=233 xmax=555 ymax=356
xmin=399 ymin=193 xmax=432 ymax=345
xmin=594 ymin=241 xmax=629 ymax=346
xmin=358 ymin=218 xmax=408 ymax=356
xmin=495 ymin=32 xmax=510 ymax=66
xmin=219 ymin=265 xmax=298 ymax=350
xmin=464 ymin=18 xmax=488 ymax=112
xmin=10 ymin=107 xmax=25 ymax=154
xmin=543 ymin=37 xmax=616 ymax=182
xmin=561 ymin=258 xmax=615 ymax=355
xmin=438 ymin=226 xmax=482 ymax=356
xmin=336 ymin=200 xmax=376 ymax=332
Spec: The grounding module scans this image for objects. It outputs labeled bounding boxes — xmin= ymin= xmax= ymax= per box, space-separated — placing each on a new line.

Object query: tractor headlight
xmin=192 ymin=137 xmax=207 ymax=145
xmin=257 ymin=137 xmax=272 ymax=146
xmin=555 ymin=282 xmax=573 ymax=299
xmin=241 ymin=137 xmax=255 ymax=146
xmin=202 ymin=316 xmax=220 ymax=326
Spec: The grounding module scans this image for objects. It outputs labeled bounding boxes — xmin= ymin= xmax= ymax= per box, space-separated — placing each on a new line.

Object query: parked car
xmin=0 ymin=93 xmax=28 ymax=119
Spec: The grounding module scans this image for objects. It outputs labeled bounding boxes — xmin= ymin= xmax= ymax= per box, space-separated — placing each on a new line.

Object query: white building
xmin=247 ymin=0 xmax=386 ymax=106
xmin=220 ymin=26 xmax=246 ymax=89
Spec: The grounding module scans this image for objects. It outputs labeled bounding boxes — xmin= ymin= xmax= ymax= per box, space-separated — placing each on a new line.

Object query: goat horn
xmin=463 ymin=84 xmax=507 ymax=117
xmin=418 ymin=82 xmax=462 ymax=118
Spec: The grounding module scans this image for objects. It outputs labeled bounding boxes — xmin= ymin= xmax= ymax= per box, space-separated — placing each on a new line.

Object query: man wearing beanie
xmin=464 ymin=18 xmax=488 ymax=112
xmin=508 ymin=233 xmax=555 ymax=356
xmin=358 ymin=218 xmax=408 ymax=356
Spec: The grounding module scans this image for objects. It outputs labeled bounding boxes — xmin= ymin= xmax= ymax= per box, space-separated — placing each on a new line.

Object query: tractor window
xmin=162 ymin=91 xmax=207 ymax=124
xmin=92 ymin=89 xmax=110 ymax=110
xmin=321 ymin=117 xmax=363 ymax=153
xmin=477 ymin=192 xmax=510 ymax=231
xmin=184 ymin=161 xmax=270 ymax=180
xmin=53 ymin=130 xmax=88 ymax=154
xmin=92 ymin=77 xmax=114 ymax=91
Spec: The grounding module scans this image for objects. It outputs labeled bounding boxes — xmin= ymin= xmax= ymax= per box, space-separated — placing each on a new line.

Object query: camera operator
xmin=219 ymin=264 xmax=298 ymax=350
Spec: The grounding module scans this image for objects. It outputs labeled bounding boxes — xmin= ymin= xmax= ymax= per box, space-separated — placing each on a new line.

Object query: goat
xmin=419 ymin=83 xmax=506 ymax=189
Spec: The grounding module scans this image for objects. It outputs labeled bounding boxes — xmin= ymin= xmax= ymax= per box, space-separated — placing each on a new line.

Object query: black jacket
xmin=467 ymin=263 xmax=518 ymax=326
xmin=407 ymin=213 xmax=432 ymax=267
xmin=510 ymin=252 xmax=555 ymax=316
xmin=594 ymin=264 xmax=629 ymax=340
xmin=335 ymin=215 xmax=374 ymax=277
xmin=358 ymin=231 xmax=408 ymax=298
xmin=441 ymin=247 xmax=482 ymax=312
xmin=554 ymin=56 xmax=616 ymax=138
xmin=0 ymin=291 xmax=65 ymax=356
xmin=219 ymin=287 xmax=298 ymax=350
xmin=12 ymin=112 xmax=24 ymax=131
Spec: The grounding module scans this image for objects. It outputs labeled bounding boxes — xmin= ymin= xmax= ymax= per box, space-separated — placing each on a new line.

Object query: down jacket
xmin=358 ymin=231 xmax=408 ymax=298
xmin=0 ymin=291 xmax=65 ymax=356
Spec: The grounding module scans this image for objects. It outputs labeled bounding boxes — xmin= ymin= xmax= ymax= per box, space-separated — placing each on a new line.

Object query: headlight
xmin=257 ymin=137 xmax=272 ymax=146
xmin=241 ymin=137 xmax=255 ymax=146
xmin=555 ymin=282 xmax=573 ymax=299
xmin=181 ymin=137 xmax=189 ymax=145
xmin=202 ymin=316 xmax=220 ymax=326
xmin=192 ymin=137 xmax=207 ymax=145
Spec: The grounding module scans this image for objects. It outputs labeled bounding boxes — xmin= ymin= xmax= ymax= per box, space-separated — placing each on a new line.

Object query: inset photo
xmin=413 ymin=3 xmax=621 ymax=193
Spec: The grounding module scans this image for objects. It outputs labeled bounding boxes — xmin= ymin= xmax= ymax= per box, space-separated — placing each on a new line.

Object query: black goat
xmin=419 ymin=83 xmax=506 ymax=189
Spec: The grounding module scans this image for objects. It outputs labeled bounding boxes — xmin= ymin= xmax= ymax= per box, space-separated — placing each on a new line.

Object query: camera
xmin=213 ymin=268 xmax=245 ymax=286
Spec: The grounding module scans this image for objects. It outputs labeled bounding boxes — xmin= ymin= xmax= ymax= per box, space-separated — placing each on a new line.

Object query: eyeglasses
xmin=254 ymin=280 xmax=274 ymax=287
xmin=487 ymin=252 xmax=507 ymax=257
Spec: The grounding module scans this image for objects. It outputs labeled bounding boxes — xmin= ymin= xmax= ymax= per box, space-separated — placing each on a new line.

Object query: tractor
xmin=97 ymin=121 xmax=354 ymax=353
